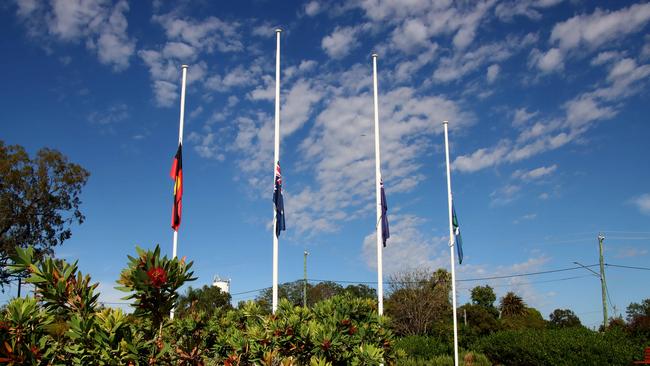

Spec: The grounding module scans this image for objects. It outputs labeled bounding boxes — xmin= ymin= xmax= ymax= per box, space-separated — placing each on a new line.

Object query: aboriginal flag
xmin=170 ymin=143 xmax=183 ymax=231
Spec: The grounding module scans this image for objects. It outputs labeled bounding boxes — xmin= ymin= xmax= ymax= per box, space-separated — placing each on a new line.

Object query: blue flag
xmin=380 ymin=179 xmax=390 ymax=247
xmin=273 ymin=162 xmax=286 ymax=237
xmin=452 ymin=202 xmax=463 ymax=264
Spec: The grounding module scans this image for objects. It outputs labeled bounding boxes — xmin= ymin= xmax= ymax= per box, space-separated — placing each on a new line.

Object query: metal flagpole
xmin=371 ymin=53 xmax=384 ymax=316
xmin=443 ymin=121 xmax=460 ymax=366
xmin=171 ymin=64 xmax=188 ymax=320
xmin=173 ymin=64 xmax=188 ymax=260
xmin=272 ymin=29 xmax=282 ymax=314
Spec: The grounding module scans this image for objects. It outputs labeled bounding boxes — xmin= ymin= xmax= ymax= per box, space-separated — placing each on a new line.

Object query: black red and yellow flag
xmin=170 ymin=143 xmax=183 ymax=231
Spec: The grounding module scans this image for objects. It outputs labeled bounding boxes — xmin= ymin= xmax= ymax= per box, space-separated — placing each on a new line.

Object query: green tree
xmin=0 ymin=141 xmax=89 ymax=286
xmin=343 ymin=284 xmax=376 ymax=300
xmin=626 ymin=298 xmax=650 ymax=341
xmin=471 ymin=285 xmax=497 ymax=309
xmin=549 ymin=308 xmax=582 ymax=328
xmin=499 ymin=291 xmax=527 ymax=318
xmin=175 ymin=284 xmax=232 ymax=318
xmin=385 ymin=268 xmax=452 ymax=336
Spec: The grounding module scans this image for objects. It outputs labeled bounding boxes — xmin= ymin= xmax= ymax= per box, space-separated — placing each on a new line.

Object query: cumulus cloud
xmin=512 ymin=165 xmax=557 ymax=181
xmin=363 ymin=215 xmax=448 ymax=274
xmin=632 ymin=193 xmax=650 ymax=215
xmin=321 ymin=26 xmax=360 ymax=59
xmin=534 ymin=2 xmax=650 ymax=72
xmin=14 ymin=0 xmax=136 ymax=71
xmin=495 ymin=0 xmax=563 ymax=21
xmin=486 ymin=64 xmax=500 ymax=83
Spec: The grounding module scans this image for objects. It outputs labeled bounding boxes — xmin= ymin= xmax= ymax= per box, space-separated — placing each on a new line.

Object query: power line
xmin=606 ymin=263 xmax=650 ymax=271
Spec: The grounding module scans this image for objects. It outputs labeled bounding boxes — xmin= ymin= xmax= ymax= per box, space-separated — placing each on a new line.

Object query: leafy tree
xmin=0 ymin=141 xmax=89 ymax=286
xmin=385 ymin=268 xmax=452 ymax=336
xmin=549 ymin=308 xmax=582 ymax=328
xmin=343 ymin=284 xmax=376 ymax=300
xmin=471 ymin=285 xmax=497 ymax=309
xmin=175 ymin=284 xmax=232 ymax=318
xmin=626 ymin=298 xmax=650 ymax=323
xmin=626 ymin=298 xmax=650 ymax=341
xmin=499 ymin=291 xmax=527 ymax=317
xmin=460 ymin=303 xmax=499 ymax=337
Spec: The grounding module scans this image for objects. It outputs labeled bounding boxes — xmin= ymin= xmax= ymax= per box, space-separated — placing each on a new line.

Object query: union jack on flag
xmin=273 ymin=161 xmax=286 ymax=236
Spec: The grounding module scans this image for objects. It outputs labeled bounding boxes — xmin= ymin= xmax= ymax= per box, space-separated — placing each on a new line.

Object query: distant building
xmin=212 ymin=276 xmax=231 ymax=293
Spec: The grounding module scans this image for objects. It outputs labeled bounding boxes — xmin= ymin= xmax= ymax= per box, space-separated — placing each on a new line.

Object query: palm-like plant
xmin=499 ymin=292 xmax=526 ymax=317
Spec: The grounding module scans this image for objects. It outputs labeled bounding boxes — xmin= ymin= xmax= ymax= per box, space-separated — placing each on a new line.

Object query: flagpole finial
xmin=181 ymin=64 xmax=188 ymax=69
xmin=371 ymin=53 xmax=378 ymax=59
xmin=443 ymin=120 xmax=449 ymax=125
xmin=275 ymin=28 xmax=282 ymax=33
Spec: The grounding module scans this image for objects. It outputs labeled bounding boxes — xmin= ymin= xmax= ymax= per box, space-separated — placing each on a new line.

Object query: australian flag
xmin=273 ymin=161 xmax=286 ymax=237
xmin=380 ymin=179 xmax=390 ymax=247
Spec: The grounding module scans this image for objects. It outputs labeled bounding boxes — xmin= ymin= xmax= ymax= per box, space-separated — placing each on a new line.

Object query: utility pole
xmin=303 ymin=250 xmax=309 ymax=308
xmin=598 ymin=233 xmax=608 ymax=328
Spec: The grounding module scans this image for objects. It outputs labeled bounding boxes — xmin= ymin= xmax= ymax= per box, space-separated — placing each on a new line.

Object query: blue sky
xmin=1 ymin=0 xmax=650 ymax=328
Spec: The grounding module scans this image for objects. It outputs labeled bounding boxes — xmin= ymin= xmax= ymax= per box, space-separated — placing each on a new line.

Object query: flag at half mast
xmin=380 ymin=179 xmax=390 ymax=247
xmin=273 ymin=161 xmax=286 ymax=237
xmin=452 ymin=201 xmax=463 ymax=264
xmin=170 ymin=143 xmax=183 ymax=231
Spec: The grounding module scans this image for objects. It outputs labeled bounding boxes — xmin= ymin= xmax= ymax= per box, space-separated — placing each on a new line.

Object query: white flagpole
xmin=272 ymin=29 xmax=282 ymax=314
xmin=443 ymin=121 xmax=459 ymax=366
xmin=171 ymin=64 xmax=188 ymax=320
xmin=371 ymin=53 xmax=384 ymax=316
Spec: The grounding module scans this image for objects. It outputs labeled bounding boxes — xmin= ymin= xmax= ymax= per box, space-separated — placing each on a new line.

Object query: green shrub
xmin=398 ymin=351 xmax=490 ymax=366
xmin=476 ymin=327 xmax=643 ymax=366
xmin=395 ymin=335 xmax=451 ymax=359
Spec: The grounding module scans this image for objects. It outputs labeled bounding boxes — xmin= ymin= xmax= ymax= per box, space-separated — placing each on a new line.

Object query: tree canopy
xmin=0 ymin=141 xmax=89 ymax=286
xmin=175 ymin=284 xmax=232 ymax=318
xmin=549 ymin=308 xmax=582 ymax=328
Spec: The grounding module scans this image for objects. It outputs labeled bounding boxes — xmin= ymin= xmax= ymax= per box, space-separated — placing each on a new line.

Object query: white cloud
xmin=536 ymin=2 xmax=650 ymax=72
xmin=321 ymin=26 xmax=360 ymax=59
xmin=591 ymin=51 xmax=624 ymax=66
xmin=512 ymin=165 xmax=557 ymax=180
xmin=616 ymin=247 xmax=649 ymax=259
xmin=453 ymin=143 xmax=509 ymax=172
xmin=490 ymin=184 xmax=521 ymax=205
xmin=536 ymin=47 xmax=563 ymax=72
xmin=632 ymin=193 xmax=650 ymax=215
xmin=304 ymin=1 xmax=321 ymax=16
xmin=513 ymin=108 xmax=539 ymax=127
xmin=362 ymin=214 xmax=448 ymax=274
xmin=433 ymin=33 xmax=536 ymax=83
xmin=15 ymin=0 xmax=135 ymax=71
xmin=88 ymin=103 xmax=129 ymax=126
xmin=550 ymin=3 xmax=650 ymax=52
xmin=391 ymin=18 xmax=430 ymax=53
xmin=281 ymin=79 xmax=323 ymax=136
xmin=495 ymin=0 xmax=563 ymax=21
xmin=486 ymin=64 xmax=500 ymax=83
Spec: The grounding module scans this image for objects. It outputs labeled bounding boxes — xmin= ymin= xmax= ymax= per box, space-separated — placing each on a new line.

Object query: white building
xmin=212 ymin=276 xmax=230 ymax=293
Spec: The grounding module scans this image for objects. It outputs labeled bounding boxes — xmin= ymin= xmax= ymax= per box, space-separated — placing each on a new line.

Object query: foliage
xmin=116 ymin=244 xmax=196 ymax=331
xmin=476 ymin=327 xmax=643 ymax=366
xmin=459 ymin=304 xmax=499 ymax=343
xmin=0 ymin=141 xmax=90 ymax=286
xmin=470 ymin=285 xmax=497 ymax=312
xmin=394 ymin=335 xmax=451 ymax=359
xmin=397 ymin=351 xmax=491 ymax=366
xmin=549 ymin=308 xmax=582 ymax=328
xmin=499 ymin=291 xmax=527 ymax=317
xmin=211 ymin=295 xmax=399 ymax=365
xmin=256 ymin=280 xmax=376 ymax=311
xmin=501 ymin=308 xmax=546 ymax=330
xmin=385 ymin=268 xmax=451 ymax=336
xmin=175 ymin=284 xmax=232 ymax=319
